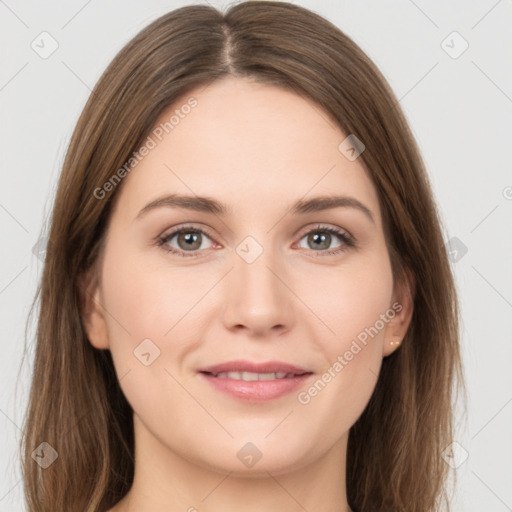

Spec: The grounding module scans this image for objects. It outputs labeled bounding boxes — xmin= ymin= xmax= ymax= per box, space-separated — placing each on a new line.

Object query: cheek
xmin=98 ymin=247 xmax=208 ymax=423
xmin=299 ymin=248 xmax=394 ymax=350
xmin=294 ymin=250 xmax=393 ymax=418
xmin=101 ymin=245 xmax=203 ymax=343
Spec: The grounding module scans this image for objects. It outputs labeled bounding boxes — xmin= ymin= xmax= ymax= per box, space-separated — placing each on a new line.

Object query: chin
xmin=186 ymin=437 xmax=315 ymax=477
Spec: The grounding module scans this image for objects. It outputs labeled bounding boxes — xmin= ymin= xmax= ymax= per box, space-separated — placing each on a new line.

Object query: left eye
xmin=296 ymin=225 xmax=354 ymax=255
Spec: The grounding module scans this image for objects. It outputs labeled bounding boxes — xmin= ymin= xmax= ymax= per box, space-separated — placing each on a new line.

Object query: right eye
xmin=157 ymin=225 xmax=217 ymax=258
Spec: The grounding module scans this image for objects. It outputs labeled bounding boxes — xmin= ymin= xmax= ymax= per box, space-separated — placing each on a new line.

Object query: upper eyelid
xmin=161 ymin=224 xmax=216 ymax=243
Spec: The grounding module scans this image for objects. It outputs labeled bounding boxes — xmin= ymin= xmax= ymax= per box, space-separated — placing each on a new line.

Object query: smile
xmin=198 ymin=370 xmax=314 ymax=403
xmin=203 ymin=370 xmax=308 ymax=380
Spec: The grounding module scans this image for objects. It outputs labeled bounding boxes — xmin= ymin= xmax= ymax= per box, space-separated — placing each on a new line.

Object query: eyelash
xmin=156 ymin=224 xmax=355 ymax=258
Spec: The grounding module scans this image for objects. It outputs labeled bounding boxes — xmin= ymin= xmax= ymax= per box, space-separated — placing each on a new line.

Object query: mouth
xmin=197 ymin=360 xmax=314 ymax=402
xmin=200 ymin=370 xmax=311 ymax=380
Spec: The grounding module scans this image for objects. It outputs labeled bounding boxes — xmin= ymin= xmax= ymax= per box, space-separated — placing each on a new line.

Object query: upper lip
xmin=198 ymin=360 xmax=312 ymax=375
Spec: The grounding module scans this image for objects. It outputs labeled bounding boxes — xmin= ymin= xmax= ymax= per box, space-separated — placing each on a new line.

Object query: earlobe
xmin=383 ymin=269 xmax=415 ymax=357
xmin=78 ymin=270 xmax=110 ymax=350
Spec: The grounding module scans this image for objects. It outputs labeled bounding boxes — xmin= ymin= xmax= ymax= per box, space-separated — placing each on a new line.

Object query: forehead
xmin=114 ymin=76 xmax=382 ymax=225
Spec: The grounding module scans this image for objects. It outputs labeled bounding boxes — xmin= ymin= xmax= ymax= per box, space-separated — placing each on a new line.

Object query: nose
xmin=222 ymin=244 xmax=295 ymax=337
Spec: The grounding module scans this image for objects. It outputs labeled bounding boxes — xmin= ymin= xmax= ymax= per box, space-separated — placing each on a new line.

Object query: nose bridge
xmin=223 ymin=235 xmax=293 ymax=334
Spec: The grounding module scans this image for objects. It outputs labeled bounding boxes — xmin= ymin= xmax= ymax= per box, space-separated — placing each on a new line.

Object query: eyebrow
xmin=136 ymin=193 xmax=375 ymax=224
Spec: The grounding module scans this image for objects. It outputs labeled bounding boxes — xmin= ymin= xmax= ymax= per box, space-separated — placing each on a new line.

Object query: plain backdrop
xmin=1 ymin=1 xmax=511 ymax=510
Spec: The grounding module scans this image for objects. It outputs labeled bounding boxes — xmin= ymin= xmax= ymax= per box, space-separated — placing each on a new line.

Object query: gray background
xmin=1 ymin=0 xmax=511 ymax=510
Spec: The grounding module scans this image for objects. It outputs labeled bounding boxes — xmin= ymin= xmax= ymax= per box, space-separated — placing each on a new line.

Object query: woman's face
xmin=83 ymin=76 xmax=412 ymax=476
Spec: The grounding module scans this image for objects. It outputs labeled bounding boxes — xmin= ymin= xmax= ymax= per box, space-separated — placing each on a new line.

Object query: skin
xmin=81 ymin=76 xmax=413 ymax=512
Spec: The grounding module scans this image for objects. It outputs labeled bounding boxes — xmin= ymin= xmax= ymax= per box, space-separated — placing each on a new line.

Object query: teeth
xmin=212 ymin=371 xmax=297 ymax=381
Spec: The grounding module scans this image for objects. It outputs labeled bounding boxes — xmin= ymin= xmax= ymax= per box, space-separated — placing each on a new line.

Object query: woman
xmin=20 ymin=2 xmax=465 ymax=511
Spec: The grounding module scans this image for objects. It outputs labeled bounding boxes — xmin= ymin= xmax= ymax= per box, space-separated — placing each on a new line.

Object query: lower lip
xmin=199 ymin=372 xmax=314 ymax=403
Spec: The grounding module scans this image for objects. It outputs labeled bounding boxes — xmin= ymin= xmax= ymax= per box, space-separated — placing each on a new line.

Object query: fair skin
xmin=82 ymin=76 xmax=413 ymax=512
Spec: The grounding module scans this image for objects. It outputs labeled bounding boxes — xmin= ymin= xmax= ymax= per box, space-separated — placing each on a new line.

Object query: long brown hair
xmin=19 ymin=2 xmax=465 ymax=511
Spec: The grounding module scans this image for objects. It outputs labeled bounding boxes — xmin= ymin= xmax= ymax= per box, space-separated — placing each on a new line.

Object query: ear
xmin=78 ymin=268 xmax=110 ymax=350
xmin=382 ymin=268 xmax=415 ymax=357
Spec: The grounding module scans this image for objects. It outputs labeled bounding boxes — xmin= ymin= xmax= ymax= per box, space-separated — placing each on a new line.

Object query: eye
xmin=156 ymin=223 xmax=355 ymax=258
xmin=296 ymin=224 xmax=355 ymax=256
xmin=157 ymin=225 xmax=216 ymax=258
